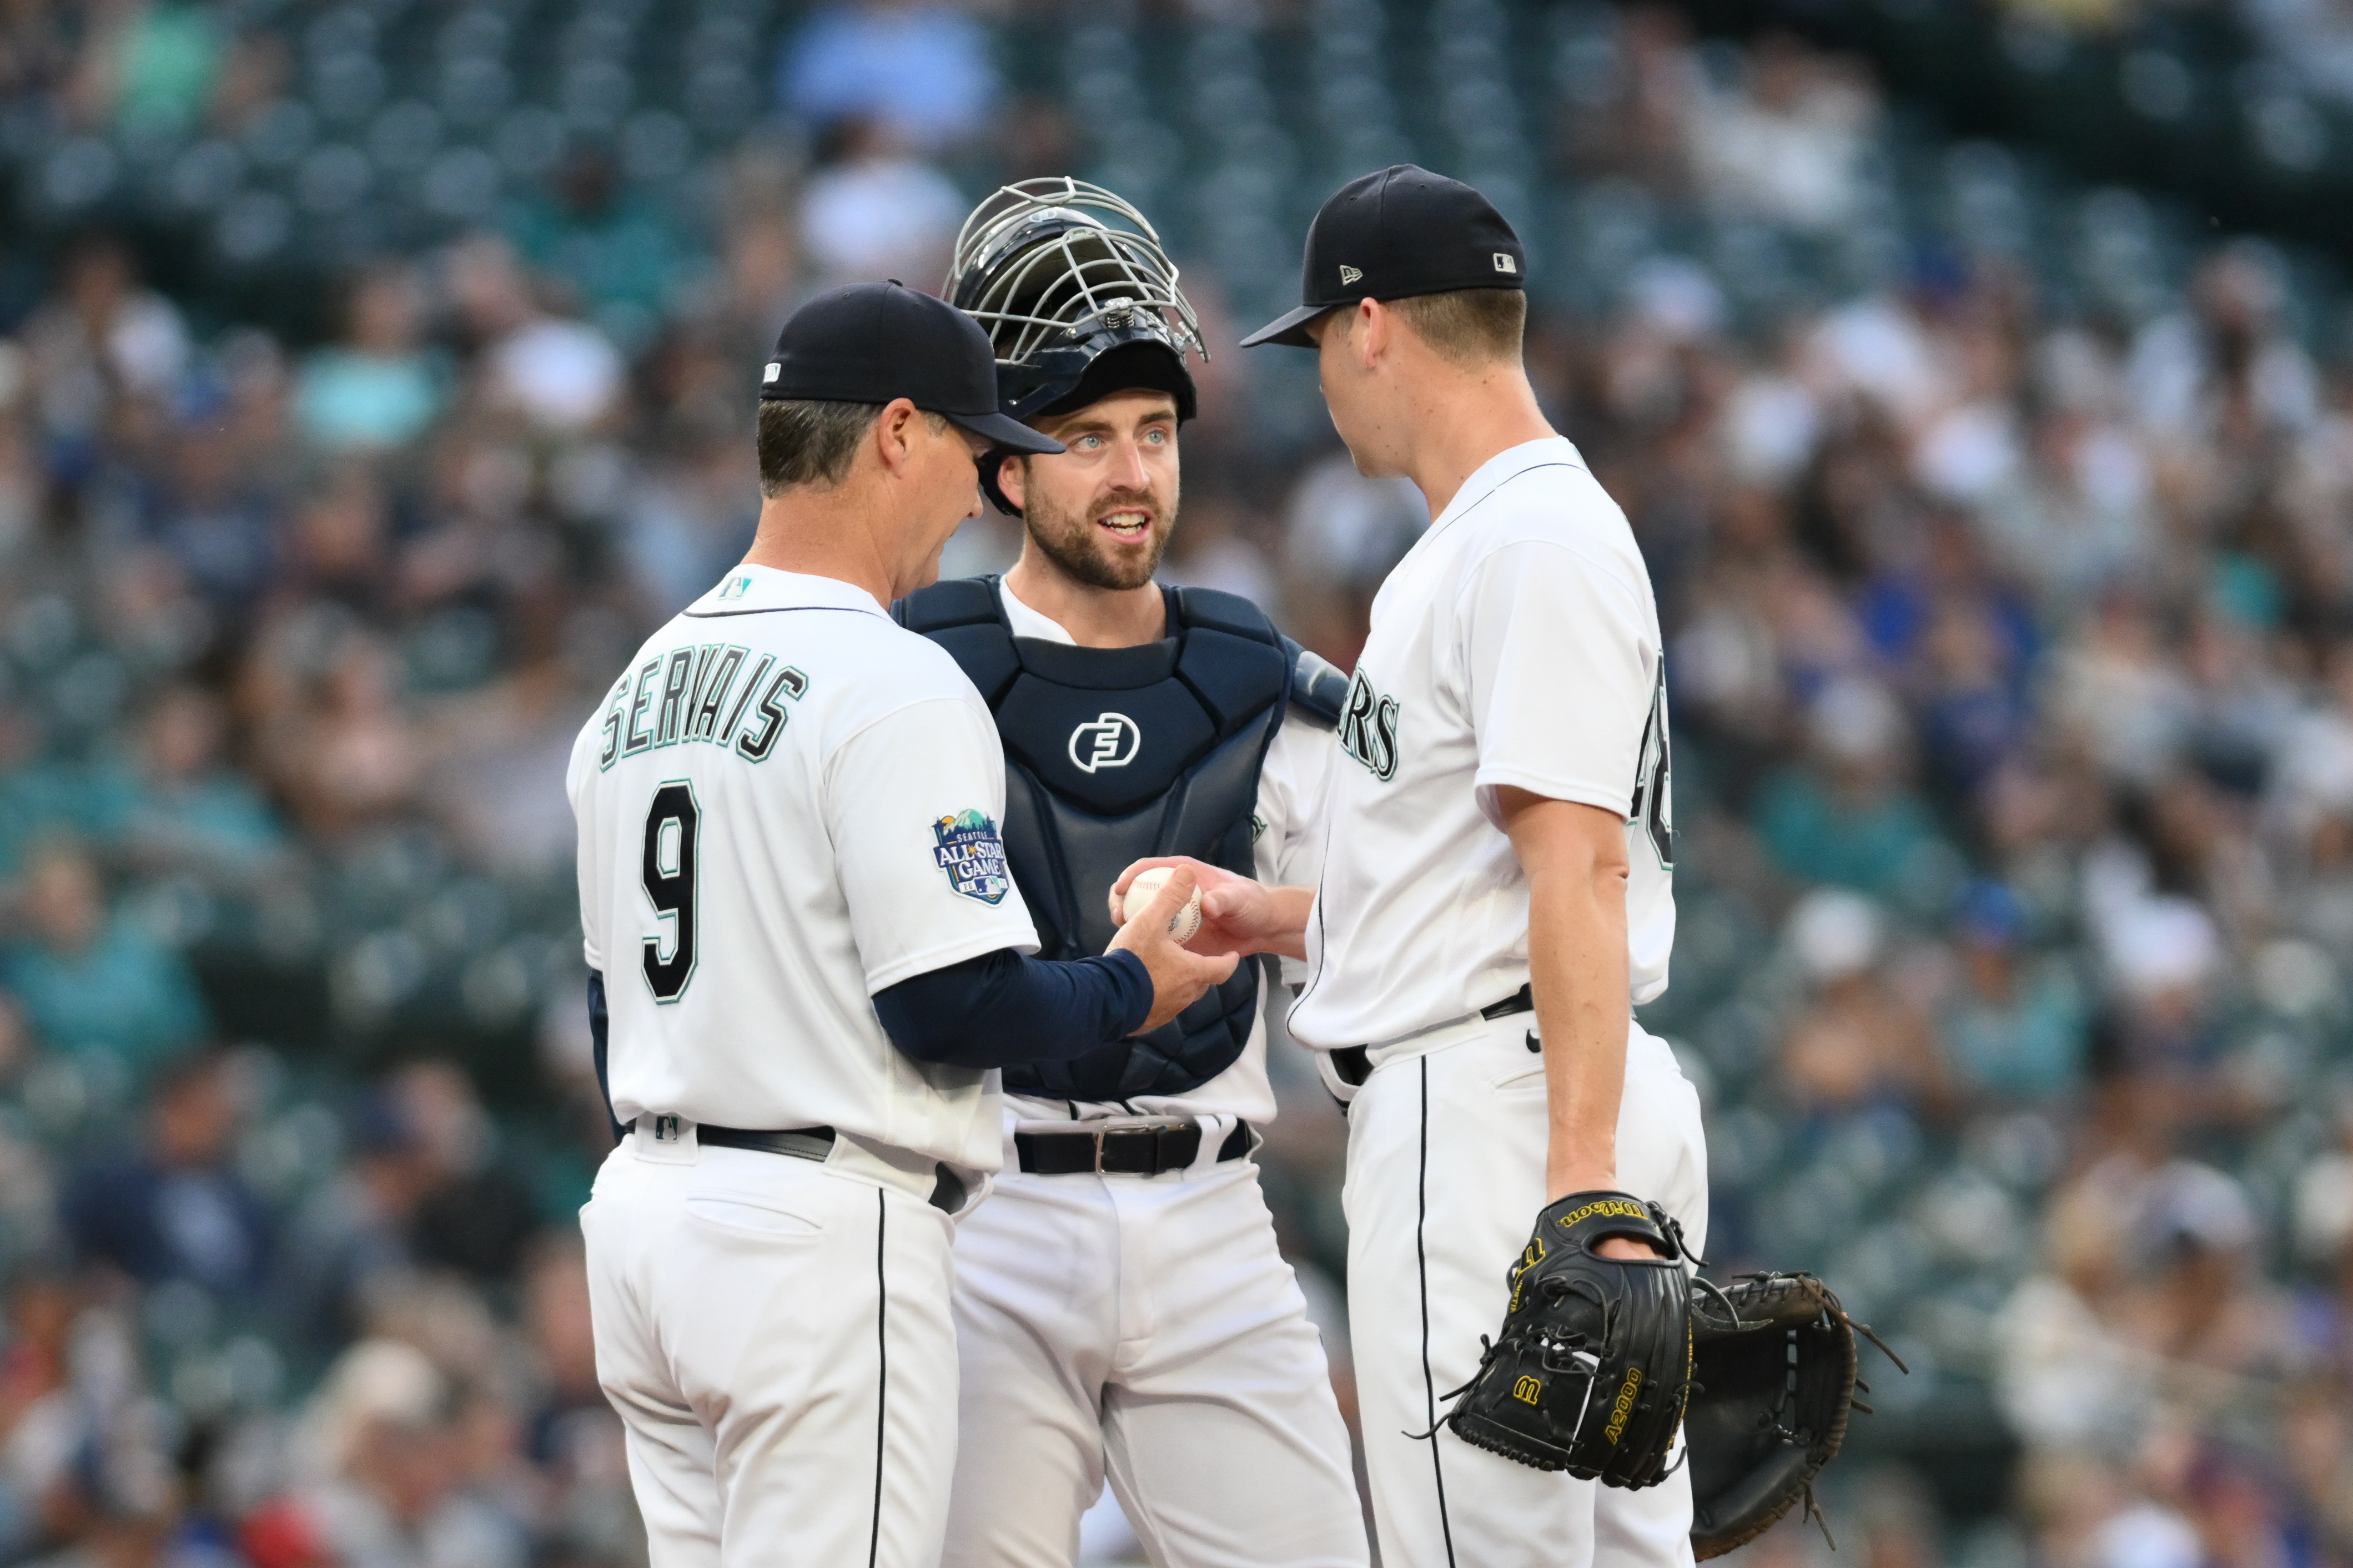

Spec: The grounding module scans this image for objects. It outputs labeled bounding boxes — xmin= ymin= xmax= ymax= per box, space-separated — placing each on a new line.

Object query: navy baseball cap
xmin=761 ymin=281 xmax=1065 ymax=455
xmin=1241 ymin=166 xmax=1526 ymax=349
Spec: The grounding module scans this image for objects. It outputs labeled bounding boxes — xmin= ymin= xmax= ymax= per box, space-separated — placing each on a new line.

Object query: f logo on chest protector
xmin=1068 ymin=712 xmax=1143 ymax=774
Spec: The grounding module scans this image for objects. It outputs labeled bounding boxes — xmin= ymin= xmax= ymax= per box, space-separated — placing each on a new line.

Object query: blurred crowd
xmin=1530 ymin=15 xmax=2353 ymax=1568
xmin=1 ymin=0 xmax=2351 ymax=1566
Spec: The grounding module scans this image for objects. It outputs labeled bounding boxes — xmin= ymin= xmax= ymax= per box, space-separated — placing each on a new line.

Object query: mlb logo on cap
xmin=1494 ymin=253 xmax=1517 ymax=274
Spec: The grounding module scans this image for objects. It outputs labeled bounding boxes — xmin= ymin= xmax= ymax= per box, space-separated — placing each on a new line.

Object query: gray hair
xmin=757 ymin=399 xmax=883 ymax=495
xmin=756 ymin=400 xmax=953 ymax=495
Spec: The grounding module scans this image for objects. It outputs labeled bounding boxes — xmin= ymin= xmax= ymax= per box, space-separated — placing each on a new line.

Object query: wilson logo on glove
xmin=1438 ymin=1190 xmax=1693 ymax=1488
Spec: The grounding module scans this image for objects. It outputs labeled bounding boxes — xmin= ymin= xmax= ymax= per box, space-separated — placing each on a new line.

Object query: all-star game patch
xmin=932 ymin=810 xmax=1010 ymax=904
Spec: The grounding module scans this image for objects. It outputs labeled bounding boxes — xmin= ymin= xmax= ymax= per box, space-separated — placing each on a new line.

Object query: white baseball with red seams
xmin=1122 ymin=865 xmax=1203 ymax=942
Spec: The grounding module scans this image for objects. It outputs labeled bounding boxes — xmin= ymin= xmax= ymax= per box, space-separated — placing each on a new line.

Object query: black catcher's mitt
xmin=1686 ymin=1272 xmax=1908 ymax=1560
xmin=1444 ymin=1192 xmax=1694 ymax=1488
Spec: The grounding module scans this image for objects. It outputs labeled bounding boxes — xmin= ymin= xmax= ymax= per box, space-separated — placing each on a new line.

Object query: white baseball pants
xmin=1344 ymin=1016 xmax=1710 ymax=1568
xmin=943 ymin=1127 xmax=1370 ymax=1568
xmin=581 ymin=1128 xmax=962 ymax=1568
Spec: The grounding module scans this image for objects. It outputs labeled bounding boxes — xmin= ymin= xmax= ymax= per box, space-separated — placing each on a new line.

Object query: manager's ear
xmin=871 ymin=397 xmax=923 ymax=477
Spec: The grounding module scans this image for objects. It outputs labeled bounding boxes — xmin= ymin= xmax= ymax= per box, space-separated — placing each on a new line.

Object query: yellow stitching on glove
xmin=1603 ymin=1367 xmax=1643 ymax=1443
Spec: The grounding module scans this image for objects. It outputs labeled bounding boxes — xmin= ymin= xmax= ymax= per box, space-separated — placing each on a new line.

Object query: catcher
xmin=1119 ymin=166 xmax=1711 ymax=1568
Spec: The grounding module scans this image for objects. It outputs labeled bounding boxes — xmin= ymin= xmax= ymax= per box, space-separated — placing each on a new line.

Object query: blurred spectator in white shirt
xmin=23 ymin=236 xmax=188 ymax=443
xmin=445 ymin=231 xmax=626 ymax=433
xmin=2126 ymin=245 xmax=2320 ymax=443
xmin=1690 ymin=32 xmax=1881 ymax=235
xmin=796 ymin=117 xmax=966 ymax=290
xmin=1998 ymin=1162 xmax=2156 ymax=1456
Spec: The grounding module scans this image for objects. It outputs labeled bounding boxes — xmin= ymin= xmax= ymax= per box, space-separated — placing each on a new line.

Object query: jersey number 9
xmin=642 ymin=781 xmax=700 ymax=1001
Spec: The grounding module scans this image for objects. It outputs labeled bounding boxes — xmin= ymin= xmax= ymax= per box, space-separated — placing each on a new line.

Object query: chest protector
xmin=897 ymin=576 xmax=1340 ymax=1100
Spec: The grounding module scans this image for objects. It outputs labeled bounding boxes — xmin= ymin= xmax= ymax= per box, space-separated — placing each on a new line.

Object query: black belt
xmin=1015 ymin=1119 xmax=1252 ymax=1177
xmin=683 ymin=1122 xmax=966 ymax=1213
xmin=1329 ymin=984 xmax=1535 ymax=1088
xmin=697 ymin=1123 xmax=838 ymax=1160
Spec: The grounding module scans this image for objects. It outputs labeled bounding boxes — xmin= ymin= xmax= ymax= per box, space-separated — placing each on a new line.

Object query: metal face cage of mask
xmin=947 ymin=177 xmax=1208 ymax=427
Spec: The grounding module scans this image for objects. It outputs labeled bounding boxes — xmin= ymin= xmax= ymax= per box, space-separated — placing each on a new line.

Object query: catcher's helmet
xmin=946 ymin=177 xmax=1207 ymax=513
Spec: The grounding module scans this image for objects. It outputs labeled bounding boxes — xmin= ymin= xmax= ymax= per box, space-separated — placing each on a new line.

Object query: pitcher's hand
xmin=1109 ymin=857 xmax=1310 ymax=961
xmin=1106 ymin=865 xmax=1241 ymax=1032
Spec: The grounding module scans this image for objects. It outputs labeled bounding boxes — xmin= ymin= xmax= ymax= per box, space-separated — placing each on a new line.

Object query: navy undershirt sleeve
xmin=586 ymin=971 xmax=625 ymax=1147
xmin=873 ymin=947 xmax=1154 ymax=1069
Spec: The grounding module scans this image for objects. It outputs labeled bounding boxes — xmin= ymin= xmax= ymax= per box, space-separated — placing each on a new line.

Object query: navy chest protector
xmin=896 ymin=576 xmax=1343 ymax=1100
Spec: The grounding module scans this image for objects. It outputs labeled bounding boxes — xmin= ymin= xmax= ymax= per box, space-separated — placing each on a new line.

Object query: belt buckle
xmin=1087 ymin=1116 xmax=1186 ymax=1174
xmin=1093 ymin=1126 xmax=1158 ymax=1173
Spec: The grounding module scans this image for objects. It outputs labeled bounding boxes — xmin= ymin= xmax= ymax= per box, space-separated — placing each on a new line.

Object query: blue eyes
xmin=1069 ymin=429 xmax=1172 ymax=452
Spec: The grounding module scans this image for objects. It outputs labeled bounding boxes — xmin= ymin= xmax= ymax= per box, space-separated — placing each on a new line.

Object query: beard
xmin=1022 ymin=477 xmax=1178 ymax=592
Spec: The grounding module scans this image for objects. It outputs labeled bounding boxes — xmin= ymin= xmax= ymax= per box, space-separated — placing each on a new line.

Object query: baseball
xmin=1122 ymin=867 xmax=1203 ymax=943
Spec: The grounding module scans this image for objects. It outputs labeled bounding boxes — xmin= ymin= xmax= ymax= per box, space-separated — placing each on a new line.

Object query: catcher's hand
xmin=1685 ymin=1272 xmax=1909 ymax=1560
xmin=1443 ymin=1191 xmax=1693 ymax=1487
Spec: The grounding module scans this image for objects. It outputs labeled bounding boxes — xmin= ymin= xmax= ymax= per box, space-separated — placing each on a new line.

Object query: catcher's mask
xmin=946 ymin=177 xmax=1208 ymax=516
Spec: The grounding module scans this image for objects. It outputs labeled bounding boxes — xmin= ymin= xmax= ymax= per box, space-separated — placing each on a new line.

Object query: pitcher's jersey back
xmin=567 ymin=566 xmax=1039 ymax=1172
xmin=1288 ymin=438 xmax=1675 ymax=1052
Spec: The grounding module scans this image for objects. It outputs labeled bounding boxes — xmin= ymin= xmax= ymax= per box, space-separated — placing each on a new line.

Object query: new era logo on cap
xmin=763 ymin=363 xmax=780 ymax=382
xmin=1494 ymin=253 xmax=1517 ymax=275
xmin=1340 ymin=264 xmax=1364 ymax=285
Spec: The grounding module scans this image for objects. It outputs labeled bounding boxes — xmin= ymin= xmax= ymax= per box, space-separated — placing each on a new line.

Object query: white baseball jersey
xmin=566 ymin=564 xmax=1040 ymax=1173
xmin=997 ymin=578 xmax=1336 ymax=1125
xmin=1289 ymin=437 xmax=1676 ymax=1051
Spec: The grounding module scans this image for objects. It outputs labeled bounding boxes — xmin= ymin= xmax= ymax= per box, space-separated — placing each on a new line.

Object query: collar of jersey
xmin=688 ymin=564 xmax=888 ymax=617
xmin=1422 ymin=436 xmax=1586 ymax=544
xmin=997 ymin=577 xmax=1078 ymax=646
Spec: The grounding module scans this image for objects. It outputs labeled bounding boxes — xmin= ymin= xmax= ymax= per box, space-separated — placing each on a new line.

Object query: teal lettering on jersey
xmin=596 ymin=672 xmax=631 ymax=768
xmin=620 ymin=656 xmax=661 ymax=759
xmin=733 ymin=662 xmax=807 ymax=762
xmin=688 ymin=646 xmax=747 ymax=740
xmin=1337 ymin=667 xmax=1402 ymax=781
xmin=599 ymin=645 xmax=808 ymax=771
xmin=653 ymin=647 xmax=696 ymax=746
